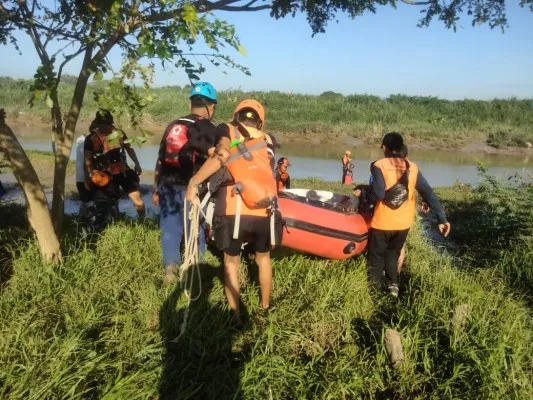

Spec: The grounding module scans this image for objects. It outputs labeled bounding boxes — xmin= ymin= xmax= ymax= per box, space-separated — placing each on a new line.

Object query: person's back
xmin=152 ymin=82 xmax=227 ymax=284
xmin=186 ymin=98 xmax=277 ymax=325
xmin=367 ymin=132 xmax=450 ymax=297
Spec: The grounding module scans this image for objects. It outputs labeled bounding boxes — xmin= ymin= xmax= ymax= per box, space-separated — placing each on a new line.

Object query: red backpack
xmin=163 ymin=117 xmax=201 ymax=167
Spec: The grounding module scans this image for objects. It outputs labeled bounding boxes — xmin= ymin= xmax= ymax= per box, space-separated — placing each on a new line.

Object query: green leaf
xmin=45 ymin=96 xmax=54 ymax=108
xmin=182 ymin=4 xmax=197 ymax=23
xmin=238 ymin=44 xmax=248 ymax=57
xmin=94 ymin=70 xmax=104 ymax=81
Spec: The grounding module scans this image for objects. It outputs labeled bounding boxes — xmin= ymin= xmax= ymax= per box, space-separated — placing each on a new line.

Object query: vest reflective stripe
xmin=371 ymin=158 xmax=419 ymax=231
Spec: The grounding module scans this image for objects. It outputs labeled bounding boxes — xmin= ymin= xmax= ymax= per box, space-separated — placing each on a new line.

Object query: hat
xmin=277 ymin=157 xmax=291 ymax=167
xmin=381 ymin=132 xmax=404 ymax=152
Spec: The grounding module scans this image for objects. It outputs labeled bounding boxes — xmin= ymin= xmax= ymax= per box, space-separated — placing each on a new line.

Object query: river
xmin=2 ymin=136 xmax=531 ymax=217
xmin=16 ymin=137 xmax=533 ymax=186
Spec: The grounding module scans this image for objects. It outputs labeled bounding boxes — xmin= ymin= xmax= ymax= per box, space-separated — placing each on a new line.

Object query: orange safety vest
xmin=222 ymin=124 xmax=276 ymax=217
xmin=371 ymin=157 xmax=419 ymax=231
xmin=90 ymin=131 xmax=128 ymax=175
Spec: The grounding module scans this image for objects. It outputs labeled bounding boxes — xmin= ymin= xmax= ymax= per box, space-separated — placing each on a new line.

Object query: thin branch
xmin=56 ymin=46 xmax=87 ymax=88
xmin=217 ymin=4 xmax=271 ymax=11
xmin=400 ymin=0 xmax=433 ymax=5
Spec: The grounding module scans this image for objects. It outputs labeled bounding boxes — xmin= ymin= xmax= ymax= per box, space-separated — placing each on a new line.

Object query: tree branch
xmin=400 ymin=0 xmax=433 ymax=5
xmin=217 ymin=4 xmax=271 ymax=11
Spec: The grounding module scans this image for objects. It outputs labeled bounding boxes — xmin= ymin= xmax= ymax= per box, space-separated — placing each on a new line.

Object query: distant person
xmin=342 ymin=150 xmax=354 ymax=185
xmin=75 ymin=134 xmax=93 ymax=203
xmin=367 ymin=132 xmax=451 ymax=297
xmin=276 ymin=157 xmax=291 ymax=191
xmin=84 ymin=110 xmax=145 ymax=216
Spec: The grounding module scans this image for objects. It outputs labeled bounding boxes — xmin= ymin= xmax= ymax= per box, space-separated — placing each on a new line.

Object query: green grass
xmin=2 ymin=76 xmax=533 ymax=147
xmin=1 ymin=176 xmax=533 ymax=398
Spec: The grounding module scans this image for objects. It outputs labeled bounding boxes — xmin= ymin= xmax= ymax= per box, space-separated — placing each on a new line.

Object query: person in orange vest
xmin=341 ymin=150 xmax=353 ymax=185
xmin=276 ymin=157 xmax=291 ymax=191
xmin=84 ymin=110 xmax=145 ymax=216
xmin=185 ymin=99 xmax=277 ymax=325
xmin=368 ymin=132 xmax=451 ymax=297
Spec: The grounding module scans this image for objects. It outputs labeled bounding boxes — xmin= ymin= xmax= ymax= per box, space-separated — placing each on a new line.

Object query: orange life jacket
xmin=371 ymin=157 xmax=419 ymax=231
xmin=90 ymin=131 xmax=128 ymax=175
xmin=222 ymin=123 xmax=276 ymax=217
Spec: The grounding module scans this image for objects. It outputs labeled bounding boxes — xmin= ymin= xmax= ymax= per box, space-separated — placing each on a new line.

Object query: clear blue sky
xmin=1 ymin=2 xmax=532 ymax=100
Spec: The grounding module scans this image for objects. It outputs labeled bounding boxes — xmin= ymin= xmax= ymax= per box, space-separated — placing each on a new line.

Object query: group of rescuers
xmin=77 ymin=81 xmax=450 ymax=324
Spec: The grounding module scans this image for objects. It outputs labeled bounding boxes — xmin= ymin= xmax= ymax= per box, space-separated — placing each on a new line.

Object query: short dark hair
xmin=399 ymin=144 xmax=408 ymax=158
xmin=381 ymin=132 xmax=404 ymax=152
xmin=190 ymin=95 xmax=215 ymax=108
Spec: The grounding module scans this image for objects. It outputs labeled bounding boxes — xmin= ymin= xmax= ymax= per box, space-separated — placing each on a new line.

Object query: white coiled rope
xmin=177 ymin=198 xmax=205 ymax=339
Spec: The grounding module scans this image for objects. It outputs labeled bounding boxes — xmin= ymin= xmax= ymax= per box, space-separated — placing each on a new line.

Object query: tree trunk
xmin=0 ymin=118 xmax=61 ymax=264
xmin=51 ymin=48 xmax=93 ymax=233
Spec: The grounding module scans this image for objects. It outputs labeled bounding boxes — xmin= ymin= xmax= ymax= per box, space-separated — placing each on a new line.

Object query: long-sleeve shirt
xmin=370 ymin=160 xmax=447 ymax=224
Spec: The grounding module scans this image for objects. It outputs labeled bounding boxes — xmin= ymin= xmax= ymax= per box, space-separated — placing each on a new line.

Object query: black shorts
xmin=77 ymin=182 xmax=94 ymax=203
xmin=111 ymin=169 xmax=141 ymax=196
xmin=213 ymin=215 xmax=272 ymax=256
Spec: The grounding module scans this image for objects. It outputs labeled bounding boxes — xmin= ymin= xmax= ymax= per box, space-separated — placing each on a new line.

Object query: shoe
xmin=388 ymin=284 xmax=399 ymax=298
xmin=163 ymin=265 xmax=178 ymax=285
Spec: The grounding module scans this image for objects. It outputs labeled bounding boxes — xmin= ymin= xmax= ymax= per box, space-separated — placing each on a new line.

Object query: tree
xmin=0 ymin=109 xmax=61 ymax=263
xmin=0 ymin=0 xmax=530 ymax=261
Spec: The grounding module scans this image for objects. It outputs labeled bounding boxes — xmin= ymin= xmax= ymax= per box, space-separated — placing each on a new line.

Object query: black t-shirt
xmin=157 ymin=116 xmax=229 ymax=186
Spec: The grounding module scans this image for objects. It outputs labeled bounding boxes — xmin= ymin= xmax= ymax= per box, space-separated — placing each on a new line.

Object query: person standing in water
xmin=342 ymin=150 xmax=354 ymax=185
xmin=276 ymin=157 xmax=291 ymax=192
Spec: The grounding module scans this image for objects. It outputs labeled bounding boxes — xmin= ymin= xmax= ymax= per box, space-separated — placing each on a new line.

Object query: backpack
xmin=383 ymin=160 xmax=410 ymax=210
xmin=163 ymin=117 xmax=200 ymax=167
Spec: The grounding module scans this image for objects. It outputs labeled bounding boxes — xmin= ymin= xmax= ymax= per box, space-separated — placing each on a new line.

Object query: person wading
xmin=368 ymin=132 xmax=451 ymax=297
xmin=152 ymin=82 xmax=229 ymax=284
xmin=84 ymin=110 xmax=145 ymax=216
xmin=185 ymin=99 xmax=277 ymax=325
xmin=275 ymin=157 xmax=291 ymax=192
xmin=342 ymin=150 xmax=354 ymax=185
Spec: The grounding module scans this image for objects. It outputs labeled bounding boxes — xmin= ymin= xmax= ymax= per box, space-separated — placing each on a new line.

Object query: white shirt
xmin=75 ymin=134 xmax=86 ymax=183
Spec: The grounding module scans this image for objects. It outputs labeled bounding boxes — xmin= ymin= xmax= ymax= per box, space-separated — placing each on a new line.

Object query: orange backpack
xmin=224 ymin=123 xmax=277 ymax=209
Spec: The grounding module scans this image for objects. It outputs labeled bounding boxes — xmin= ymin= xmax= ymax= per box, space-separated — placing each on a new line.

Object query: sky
xmin=1 ymin=2 xmax=532 ymax=100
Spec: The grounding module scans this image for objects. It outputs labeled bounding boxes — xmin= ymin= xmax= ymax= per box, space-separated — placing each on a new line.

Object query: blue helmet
xmin=189 ymin=82 xmax=217 ymax=103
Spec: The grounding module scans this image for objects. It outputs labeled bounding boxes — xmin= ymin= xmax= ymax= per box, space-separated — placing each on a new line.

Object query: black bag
xmin=383 ymin=160 xmax=410 ymax=210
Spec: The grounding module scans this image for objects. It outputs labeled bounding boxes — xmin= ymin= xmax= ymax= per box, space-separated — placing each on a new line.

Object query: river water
xmin=16 ymin=137 xmax=533 ymax=186
xmin=2 ymin=136 xmax=531 ymax=217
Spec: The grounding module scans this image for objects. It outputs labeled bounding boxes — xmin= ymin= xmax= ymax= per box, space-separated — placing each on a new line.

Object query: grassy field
xmin=1 ymin=76 xmax=533 ymax=148
xmin=1 ymin=174 xmax=533 ymax=399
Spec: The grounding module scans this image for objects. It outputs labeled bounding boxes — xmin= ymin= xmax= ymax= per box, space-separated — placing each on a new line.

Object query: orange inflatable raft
xmin=278 ymin=189 xmax=370 ymax=259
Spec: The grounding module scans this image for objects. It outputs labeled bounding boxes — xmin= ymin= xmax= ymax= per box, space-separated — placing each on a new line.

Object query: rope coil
xmin=177 ymin=199 xmax=204 ymax=339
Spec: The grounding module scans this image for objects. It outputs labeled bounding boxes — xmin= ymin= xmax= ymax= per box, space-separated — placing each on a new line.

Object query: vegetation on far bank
xmin=1 ymin=174 xmax=533 ymax=398
xmin=1 ymin=76 xmax=533 ymax=148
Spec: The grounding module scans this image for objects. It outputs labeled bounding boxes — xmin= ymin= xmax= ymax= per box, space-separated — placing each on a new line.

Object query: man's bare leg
xmin=255 ymin=251 xmax=272 ymax=309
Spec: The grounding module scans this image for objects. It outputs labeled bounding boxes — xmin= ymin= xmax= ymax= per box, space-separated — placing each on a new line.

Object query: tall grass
xmin=1 ymin=76 xmax=533 ymax=146
xmin=1 ymin=179 xmax=533 ymax=398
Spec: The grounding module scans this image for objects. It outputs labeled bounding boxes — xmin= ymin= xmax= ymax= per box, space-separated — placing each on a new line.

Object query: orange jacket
xmin=371 ymin=157 xmax=419 ymax=231
xmin=221 ymin=124 xmax=276 ymax=217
